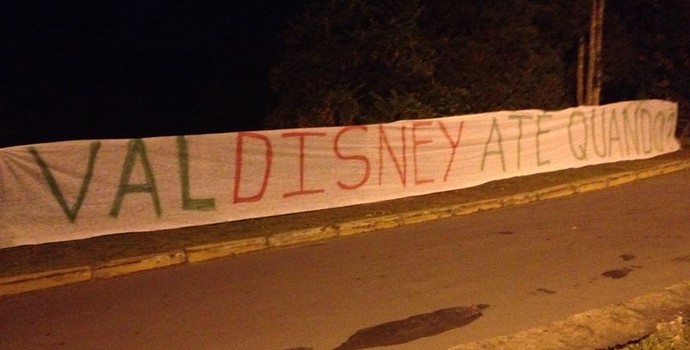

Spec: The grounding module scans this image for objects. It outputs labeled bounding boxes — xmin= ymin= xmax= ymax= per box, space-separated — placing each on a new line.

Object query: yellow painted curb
xmin=606 ymin=171 xmax=637 ymax=187
xmin=0 ymin=266 xmax=92 ymax=296
xmin=93 ymin=251 xmax=186 ymax=279
xmin=186 ymin=237 xmax=268 ymax=263
xmin=572 ymin=177 xmax=608 ymax=193
xmin=534 ymin=184 xmax=576 ymax=200
xmin=453 ymin=199 xmax=502 ymax=216
xmin=660 ymin=160 xmax=690 ymax=174
xmin=636 ymin=167 xmax=664 ymax=180
xmin=500 ymin=192 xmax=538 ymax=206
xmin=337 ymin=215 xmax=401 ymax=236
xmin=400 ymin=208 xmax=454 ymax=225
xmin=268 ymin=226 xmax=338 ymax=247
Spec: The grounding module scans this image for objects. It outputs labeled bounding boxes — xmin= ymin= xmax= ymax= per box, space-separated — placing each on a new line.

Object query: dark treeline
xmin=268 ymin=0 xmax=690 ymax=131
xmin=1 ymin=0 xmax=688 ymax=147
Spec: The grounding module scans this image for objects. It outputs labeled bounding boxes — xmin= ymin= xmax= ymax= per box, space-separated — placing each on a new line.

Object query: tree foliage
xmin=604 ymin=0 xmax=690 ymax=133
xmin=420 ymin=0 xmax=589 ymax=112
xmin=268 ymin=0 xmax=690 ymax=132
xmin=267 ymin=0 xmax=470 ymax=129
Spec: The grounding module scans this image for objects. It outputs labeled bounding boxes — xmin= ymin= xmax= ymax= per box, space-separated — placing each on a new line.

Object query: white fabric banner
xmin=0 ymin=100 xmax=680 ymax=248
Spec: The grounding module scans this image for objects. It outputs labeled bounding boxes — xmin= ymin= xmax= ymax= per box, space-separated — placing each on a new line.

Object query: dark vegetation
xmin=268 ymin=0 xmax=690 ymax=131
xmin=1 ymin=0 xmax=689 ymax=147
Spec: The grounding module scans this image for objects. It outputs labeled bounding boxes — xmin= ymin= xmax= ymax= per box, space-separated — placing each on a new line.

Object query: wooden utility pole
xmin=577 ymin=0 xmax=605 ymax=106
xmin=590 ymin=0 xmax=605 ymax=105
xmin=577 ymin=37 xmax=586 ymax=106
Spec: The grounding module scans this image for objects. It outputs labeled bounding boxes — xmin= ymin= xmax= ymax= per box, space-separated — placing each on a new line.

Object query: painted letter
xmin=666 ymin=110 xmax=679 ymax=148
xmin=508 ymin=115 xmax=532 ymax=170
xmin=334 ymin=126 xmax=370 ymax=190
xmin=639 ymin=107 xmax=653 ymax=154
xmin=378 ymin=124 xmax=407 ymax=186
xmin=622 ymin=104 xmax=640 ymax=156
xmin=536 ymin=114 xmax=551 ymax=166
xmin=608 ymin=110 xmax=623 ymax=157
xmin=29 ymin=142 xmax=101 ymax=223
xmin=481 ymin=118 xmax=506 ymax=172
xmin=438 ymin=121 xmax=464 ymax=182
xmin=653 ymin=111 xmax=666 ymax=152
xmin=568 ymin=111 xmax=588 ymax=160
xmin=177 ymin=136 xmax=215 ymax=211
xmin=110 ymin=139 xmax=161 ymax=218
xmin=412 ymin=121 xmax=434 ymax=185
xmin=590 ymin=108 xmax=607 ymax=158
xmin=233 ymin=132 xmax=272 ymax=203
xmin=282 ymin=131 xmax=326 ymax=198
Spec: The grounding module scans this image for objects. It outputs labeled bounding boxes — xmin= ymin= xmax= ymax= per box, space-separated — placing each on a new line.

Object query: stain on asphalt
xmin=602 ymin=268 xmax=632 ymax=279
xmin=334 ymin=304 xmax=489 ymax=350
xmin=620 ymin=254 xmax=636 ymax=261
xmin=672 ymin=254 xmax=690 ymax=262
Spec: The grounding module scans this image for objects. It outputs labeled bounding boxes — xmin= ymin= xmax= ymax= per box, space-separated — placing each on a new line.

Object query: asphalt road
xmin=1 ymin=170 xmax=689 ymax=350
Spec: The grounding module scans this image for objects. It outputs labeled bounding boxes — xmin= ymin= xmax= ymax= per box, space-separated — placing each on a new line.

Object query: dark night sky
xmin=0 ymin=0 xmax=304 ymax=147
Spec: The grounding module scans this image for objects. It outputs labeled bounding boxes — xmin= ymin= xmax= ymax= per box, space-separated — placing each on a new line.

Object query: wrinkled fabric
xmin=0 ymin=100 xmax=679 ymax=248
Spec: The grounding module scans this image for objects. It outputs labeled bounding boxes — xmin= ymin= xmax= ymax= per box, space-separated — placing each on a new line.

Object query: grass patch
xmin=611 ymin=317 xmax=690 ymax=350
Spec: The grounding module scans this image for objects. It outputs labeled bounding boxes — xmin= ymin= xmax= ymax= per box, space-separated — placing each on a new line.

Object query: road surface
xmin=2 ymin=170 xmax=689 ymax=350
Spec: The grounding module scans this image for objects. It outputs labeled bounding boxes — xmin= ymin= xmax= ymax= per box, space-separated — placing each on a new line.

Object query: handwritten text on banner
xmin=0 ymin=100 xmax=679 ymax=248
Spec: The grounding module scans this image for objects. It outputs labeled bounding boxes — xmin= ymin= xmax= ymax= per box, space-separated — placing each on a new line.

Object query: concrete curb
xmin=93 ymin=251 xmax=186 ymax=279
xmin=268 ymin=226 xmax=339 ymax=247
xmin=337 ymin=215 xmax=401 ymax=236
xmin=447 ymin=280 xmax=690 ymax=350
xmin=1 ymin=159 xmax=689 ymax=298
xmin=0 ymin=267 xmax=92 ymax=296
xmin=185 ymin=237 xmax=268 ymax=263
